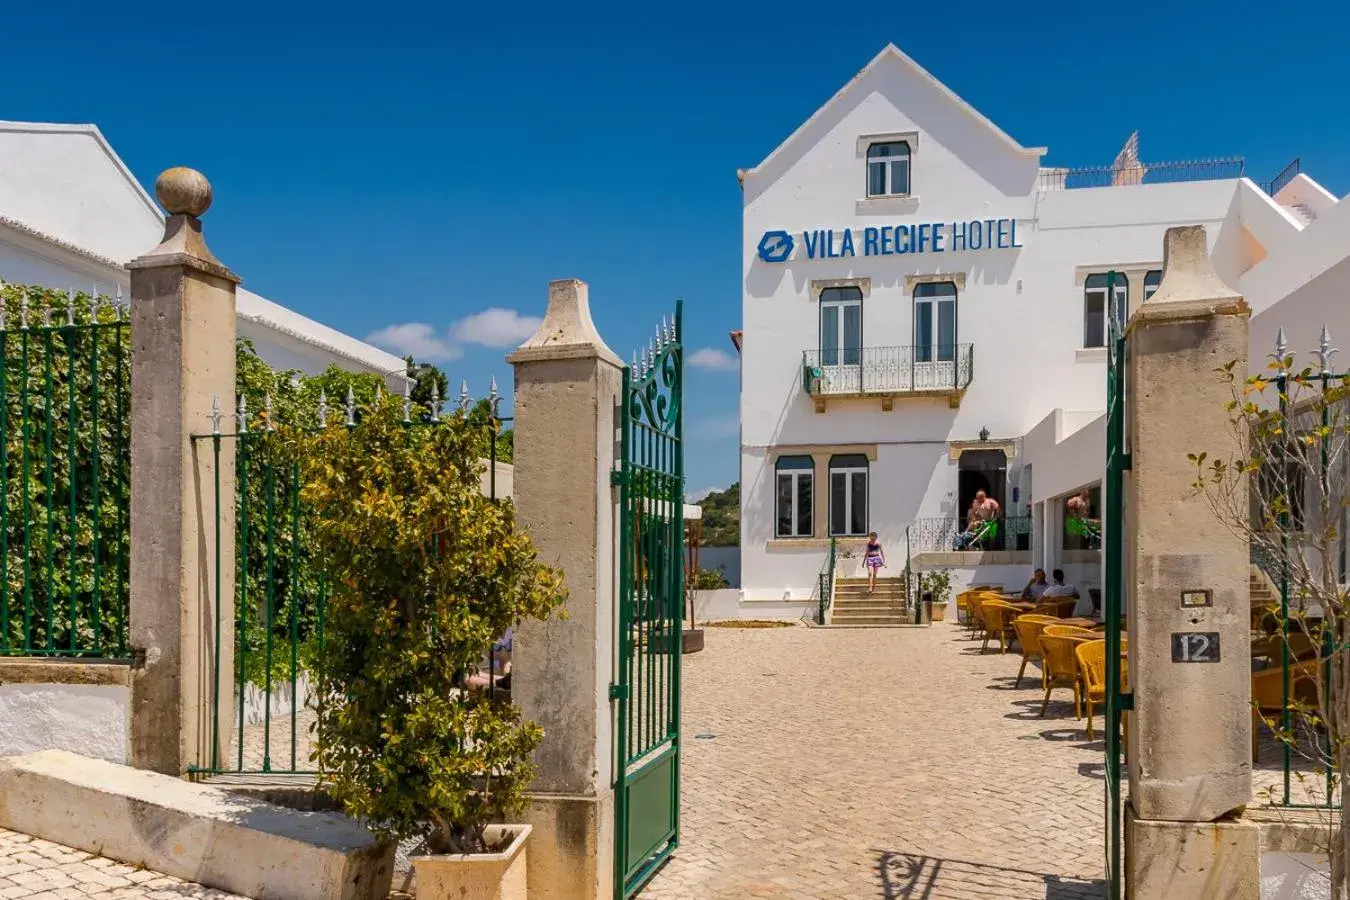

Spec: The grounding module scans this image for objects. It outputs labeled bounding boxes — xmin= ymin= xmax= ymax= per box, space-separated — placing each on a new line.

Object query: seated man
xmin=1042 ymin=569 xmax=1086 ymax=616
xmin=1021 ymin=568 xmax=1049 ymax=601
xmin=466 ymin=627 xmax=512 ymax=693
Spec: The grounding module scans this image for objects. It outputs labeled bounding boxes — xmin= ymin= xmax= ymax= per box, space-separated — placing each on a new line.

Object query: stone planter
xmin=411 ymin=824 xmax=530 ymax=900
xmin=930 ymin=601 xmax=947 ymax=622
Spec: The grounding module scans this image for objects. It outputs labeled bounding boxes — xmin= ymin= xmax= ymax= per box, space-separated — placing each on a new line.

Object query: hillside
xmin=697 ymin=483 xmax=739 ymax=546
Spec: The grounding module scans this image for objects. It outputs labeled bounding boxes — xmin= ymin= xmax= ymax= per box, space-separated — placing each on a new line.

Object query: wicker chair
xmin=1011 ymin=615 xmax=1057 ymax=688
xmin=966 ymin=593 xmax=988 ymax=640
xmin=1251 ymin=658 xmax=1322 ymax=762
xmin=980 ymin=599 xmax=1022 ymax=654
xmin=1075 ymin=639 xmax=1130 ymax=740
xmin=1039 ymin=634 xmax=1084 ymax=718
xmin=1043 ymin=624 xmax=1097 ymax=641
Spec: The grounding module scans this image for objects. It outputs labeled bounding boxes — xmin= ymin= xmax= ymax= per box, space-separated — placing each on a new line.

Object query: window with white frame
xmin=820 ymin=286 xmax=863 ymax=366
xmin=914 ymin=281 xmax=958 ymax=363
xmin=1144 ymin=269 xmax=1162 ymax=302
xmin=866 ymin=141 xmax=911 ymax=198
xmin=1084 ymin=273 xmax=1130 ymax=348
xmin=775 ymin=456 xmax=814 ymax=538
xmin=829 ymin=454 xmax=869 ymax=536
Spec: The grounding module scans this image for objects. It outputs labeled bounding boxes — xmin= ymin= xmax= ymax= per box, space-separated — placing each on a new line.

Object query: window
xmin=867 ymin=141 xmax=911 ymax=197
xmin=829 ymin=454 xmax=869 ymax=536
xmin=1143 ymin=270 xmax=1162 ymax=302
xmin=775 ymin=456 xmax=813 ymax=538
xmin=1084 ymin=273 xmax=1129 ymax=348
xmin=820 ymin=286 xmax=863 ymax=367
xmin=914 ymin=282 xmax=957 ymax=363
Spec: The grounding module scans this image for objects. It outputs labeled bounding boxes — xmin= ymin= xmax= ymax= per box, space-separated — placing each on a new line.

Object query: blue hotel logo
xmin=756 ymin=218 xmax=1023 ymax=263
xmin=757 ymin=230 xmax=795 ymax=263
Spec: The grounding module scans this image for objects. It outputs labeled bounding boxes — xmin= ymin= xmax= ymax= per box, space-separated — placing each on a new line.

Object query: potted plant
xmin=299 ymin=398 xmax=567 ymax=900
xmin=918 ymin=569 xmax=954 ymax=622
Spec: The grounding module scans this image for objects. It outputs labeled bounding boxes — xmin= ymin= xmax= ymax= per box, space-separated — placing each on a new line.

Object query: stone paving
xmin=0 ymin=828 xmax=244 ymax=899
xmin=639 ymin=621 xmax=1107 ymax=900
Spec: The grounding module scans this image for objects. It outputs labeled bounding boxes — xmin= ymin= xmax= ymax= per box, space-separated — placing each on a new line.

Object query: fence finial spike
xmin=115 ymin=285 xmax=124 ymax=319
xmin=65 ymin=289 xmax=76 ymax=326
xmin=402 ymin=377 xmax=412 ymax=424
xmin=210 ymin=394 xmax=221 ymax=435
xmin=20 ymin=290 xmax=29 ymax=329
xmin=89 ymin=287 xmax=100 ymax=322
xmin=345 ymin=385 xmax=356 ymax=427
xmin=458 ymin=378 xmax=471 ymax=413
xmin=489 ymin=375 xmax=503 ymax=417
xmin=1271 ymin=326 xmax=1289 ymax=368
xmin=318 ymin=389 xmax=328 ymax=428
xmin=237 ymin=395 xmax=248 ymax=433
xmin=375 ymin=383 xmax=383 ymax=405
xmin=41 ymin=296 xmax=51 ymax=327
xmin=264 ymin=393 xmax=276 ymax=431
xmin=1317 ymin=324 xmax=1339 ymax=375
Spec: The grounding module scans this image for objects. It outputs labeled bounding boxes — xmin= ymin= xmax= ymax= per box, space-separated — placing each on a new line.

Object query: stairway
xmin=1250 ymin=564 xmax=1280 ymax=623
xmin=828 ymin=576 xmax=912 ymax=626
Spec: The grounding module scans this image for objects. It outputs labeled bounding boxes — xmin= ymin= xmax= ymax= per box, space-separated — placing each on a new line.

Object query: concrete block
xmin=0 ymin=750 xmax=393 ymax=899
xmin=520 ymin=791 xmax=614 ymax=900
xmin=1126 ymin=810 xmax=1260 ymax=900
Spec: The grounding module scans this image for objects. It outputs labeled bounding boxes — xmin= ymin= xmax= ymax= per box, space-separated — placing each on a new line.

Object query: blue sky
xmin=5 ymin=2 xmax=1347 ymax=494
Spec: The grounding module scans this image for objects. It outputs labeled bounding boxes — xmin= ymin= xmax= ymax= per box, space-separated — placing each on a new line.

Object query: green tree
xmin=1191 ymin=356 xmax=1350 ymax=893
xmin=405 ymin=356 xmax=449 ymax=411
xmin=297 ymin=396 xmax=566 ymax=853
xmin=697 ymin=483 xmax=740 ymax=546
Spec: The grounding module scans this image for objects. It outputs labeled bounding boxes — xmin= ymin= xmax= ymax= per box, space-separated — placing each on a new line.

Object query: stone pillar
xmin=126 ymin=169 xmax=237 ymax=775
xmin=1124 ymin=225 xmax=1259 ymax=898
xmin=508 ymin=279 xmax=623 ymax=900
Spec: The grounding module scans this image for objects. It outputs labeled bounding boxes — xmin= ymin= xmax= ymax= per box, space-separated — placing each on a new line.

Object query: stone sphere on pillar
xmin=155 ymin=167 xmax=213 ymax=218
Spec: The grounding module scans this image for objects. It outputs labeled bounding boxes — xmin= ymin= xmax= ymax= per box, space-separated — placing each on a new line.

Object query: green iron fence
xmin=191 ymin=383 xmax=512 ymax=777
xmin=614 ymin=307 xmax=683 ymax=899
xmin=815 ymin=537 xmax=836 ymax=625
xmin=0 ymin=284 xmax=130 ymax=658
xmin=1252 ymin=326 xmax=1344 ymax=811
xmin=1102 ymin=271 xmax=1128 ymax=900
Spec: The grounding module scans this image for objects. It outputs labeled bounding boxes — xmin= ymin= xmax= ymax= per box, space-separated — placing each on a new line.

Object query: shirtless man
xmin=956 ymin=490 xmax=1001 ymax=549
xmin=1066 ymin=489 xmax=1091 ymax=521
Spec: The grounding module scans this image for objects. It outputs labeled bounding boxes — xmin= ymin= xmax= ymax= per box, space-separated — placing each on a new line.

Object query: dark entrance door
xmin=958 ymin=448 xmax=1007 ymax=549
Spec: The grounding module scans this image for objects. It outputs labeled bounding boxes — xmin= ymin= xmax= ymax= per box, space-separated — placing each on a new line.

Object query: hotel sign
xmin=756 ymin=218 xmax=1023 ymax=264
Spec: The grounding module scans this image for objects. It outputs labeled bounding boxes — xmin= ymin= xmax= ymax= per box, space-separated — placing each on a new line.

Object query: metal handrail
xmin=802 ymin=344 xmax=974 ymax=396
xmin=1038 ymin=157 xmax=1244 ymax=191
xmin=815 ymin=537 xmax=837 ymax=625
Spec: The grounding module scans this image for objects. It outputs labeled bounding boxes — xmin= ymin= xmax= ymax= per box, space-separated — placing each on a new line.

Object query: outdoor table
xmin=1062 ymin=617 xmax=1098 ymax=628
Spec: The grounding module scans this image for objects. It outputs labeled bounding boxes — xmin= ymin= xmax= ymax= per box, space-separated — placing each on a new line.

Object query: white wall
xmin=0 ymin=683 xmax=129 ymax=764
xmin=737 ymin=48 xmax=1241 ymax=599
xmin=0 ymin=123 xmax=162 ymax=264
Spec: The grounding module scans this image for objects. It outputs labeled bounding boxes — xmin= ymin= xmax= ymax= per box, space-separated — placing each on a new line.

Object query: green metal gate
xmin=1103 ymin=271 xmax=1130 ymax=899
xmin=613 ymin=303 xmax=683 ymax=899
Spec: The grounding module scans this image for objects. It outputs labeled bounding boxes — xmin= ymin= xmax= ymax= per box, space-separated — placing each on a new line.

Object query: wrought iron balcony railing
xmin=1038 ymin=157 xmax=1245 ymax=191
xmin=802 ymin=344 xmax=974 ymax=397
xmin=907 ymin=515 xmax=1031 ymax=553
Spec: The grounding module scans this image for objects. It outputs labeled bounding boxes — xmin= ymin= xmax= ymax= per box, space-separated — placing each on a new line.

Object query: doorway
xmin=958 ymin=449 xmax=1008 ymax=549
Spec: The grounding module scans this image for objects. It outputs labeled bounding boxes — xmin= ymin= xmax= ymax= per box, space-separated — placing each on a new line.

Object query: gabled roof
xmin=738 ymin=43 xmax=1047 ymax=185
xmin=0 ymin=121 xmax=162 ymax=222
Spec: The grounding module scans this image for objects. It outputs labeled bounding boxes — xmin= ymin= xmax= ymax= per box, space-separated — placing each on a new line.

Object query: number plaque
xmin=1171 ymin=632 xmax=1220 ymax=663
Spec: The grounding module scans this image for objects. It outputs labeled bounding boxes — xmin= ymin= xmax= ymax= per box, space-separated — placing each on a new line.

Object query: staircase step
xmin=828 ymin=615 xmax=913 ymax=626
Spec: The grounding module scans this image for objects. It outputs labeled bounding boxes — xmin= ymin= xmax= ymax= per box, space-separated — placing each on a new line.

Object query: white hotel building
xmin=735 ymin=44 xmax=1350 ymax=617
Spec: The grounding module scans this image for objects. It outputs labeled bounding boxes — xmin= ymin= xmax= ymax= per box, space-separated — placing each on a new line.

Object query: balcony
xmin=801 ymin=344 xmax=974 ymax=411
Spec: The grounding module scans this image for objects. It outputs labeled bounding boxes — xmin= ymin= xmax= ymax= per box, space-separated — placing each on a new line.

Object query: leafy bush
xmin=298 ymin=397 xmax=566 ymax=853
xmin=917 ymin=568 xmax=954 ymax=609
xmin=691 ymin=568 xmax=728 ymax=590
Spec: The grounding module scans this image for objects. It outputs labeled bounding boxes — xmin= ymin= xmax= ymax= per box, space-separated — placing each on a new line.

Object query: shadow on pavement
xmin=876 ymin=850 xmax=1104 ymax=899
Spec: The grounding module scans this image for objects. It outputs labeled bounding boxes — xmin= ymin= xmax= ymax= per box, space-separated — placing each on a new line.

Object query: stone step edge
xmin=0 ymin=750 xmax=394 ymax=900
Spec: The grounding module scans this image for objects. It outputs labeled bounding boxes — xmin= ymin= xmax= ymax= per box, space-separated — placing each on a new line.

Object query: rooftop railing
xmin=802 ymin=344 xmax=974 ymax=397
xmin=1258 ymin=158 xmax=1302 ymax=197
xmin=1038 ymin=158 xmax=1245 ymax=191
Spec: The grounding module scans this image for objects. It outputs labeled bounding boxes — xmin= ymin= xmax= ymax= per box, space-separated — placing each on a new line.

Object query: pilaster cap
xmin=1134 ymin=225 xmax=1245 ymax=321
xmin=126 ymin=168 xmax=239 ymax=283
xmin=508 ymin=278 xmax=622 ymax=367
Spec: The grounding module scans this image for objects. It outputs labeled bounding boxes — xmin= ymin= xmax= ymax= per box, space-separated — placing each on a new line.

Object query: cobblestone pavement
xmin=0 ymin=828 xmax=245 ymax=899
xmin=639 ymin=622 xmax=1107 ymax=900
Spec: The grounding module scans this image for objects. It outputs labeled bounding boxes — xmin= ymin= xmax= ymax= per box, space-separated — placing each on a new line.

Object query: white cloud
xmin=693 ymin=415 xmax=740 ymax=439
xmin=687 ymin=347 xmax=739 ymax=371
xmin=366 ymin=307 xmax=543 ymax=363
xmin=453 ymin=308 xmax=543 ymax=348
xmin=365 ymin=323 xmax=462 ymax=363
